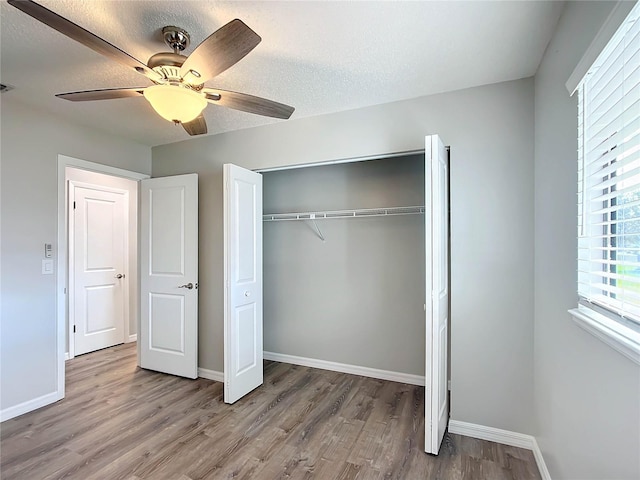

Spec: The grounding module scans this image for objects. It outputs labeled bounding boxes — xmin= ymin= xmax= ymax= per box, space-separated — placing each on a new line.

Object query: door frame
xmin=56 ymin=155 xmax=149 ymax=399
xmin=255 ymin=149 xmax=426 ymax=173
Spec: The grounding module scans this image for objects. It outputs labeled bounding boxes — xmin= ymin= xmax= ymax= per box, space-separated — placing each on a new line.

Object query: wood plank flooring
xmin=1 ymin=343 xmax=541 ymax=480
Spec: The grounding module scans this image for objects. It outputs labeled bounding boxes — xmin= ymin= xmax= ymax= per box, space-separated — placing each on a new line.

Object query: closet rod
xmin=263 ymin=205 xmax=425 ymax=222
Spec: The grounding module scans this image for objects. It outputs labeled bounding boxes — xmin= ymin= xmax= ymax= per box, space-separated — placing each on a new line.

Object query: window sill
xmin=568 ymin=306 xmax=640 ymax=366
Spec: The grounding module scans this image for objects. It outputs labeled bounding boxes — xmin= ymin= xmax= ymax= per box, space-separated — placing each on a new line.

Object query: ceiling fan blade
xmin=203 ymin=88 xmax=294 ymax=119
xmin=8 ymin=0 xmax=161 ymax=82
xmin=180 ymin=19 xmax=261 ymax=83
xmin=56 ymin=87 xmax=145 ymax=102
xmin=182 ymin=115 xmax=208 ymax=136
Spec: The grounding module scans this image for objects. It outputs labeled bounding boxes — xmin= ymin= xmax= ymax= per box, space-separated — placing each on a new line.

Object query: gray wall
xmin=0 ymin=97 xmax=151 ymax=412
xmin=263 ymin=155 xmax=425 ymax=375
xmin=534 ymin=2 xmax=640 ymax=479
xmin=153 ymin=77 xmax=535 ymax=434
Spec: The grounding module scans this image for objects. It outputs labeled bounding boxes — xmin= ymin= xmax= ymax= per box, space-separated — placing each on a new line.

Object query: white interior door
xmin=71 ymin=184 xmax=127 ymax=356
xmin=223 ymin=164 xmax=263 ymax=404
xmin=425 ymin=134 xmax=450 ymax=454
xmin=140 ymin=174 xmax=198 ymax=379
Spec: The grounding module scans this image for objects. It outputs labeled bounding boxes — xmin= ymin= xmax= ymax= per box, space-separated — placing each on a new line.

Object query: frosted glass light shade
xmin=143 ymin=84 xmax=207 ymax=123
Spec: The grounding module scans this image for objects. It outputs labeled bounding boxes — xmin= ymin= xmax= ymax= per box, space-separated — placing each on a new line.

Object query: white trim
xmin=255 ymin=149 xmax=425 ymax=173
xmin=449 ymin=420 xmax=534 ymax=449
xmin=263 ymin=351 xmax=425 ymax=386
xmin=532 ymin=438 xmax=553 ymax=480
xmin=128 ymin=334 xmax=137 ymax=343
xmin=56 ymin=155 xmax=149 ymax=406
xmin=65 ymin=352 xmax=70 ymax=361
xmin=565 ymin=1 xmax=636 ymax=95
xmin=569 ymin=308 xmax=640 ymax=366
xmin=448 ymin=420 xmax=551 ymax=480
xmin=0 ymin=391 xmax=61 ymax=422
xmin=198 ymin=368 xmax=224 ymax=382
xmin=59 ymin=155 xmax=149 ymax=181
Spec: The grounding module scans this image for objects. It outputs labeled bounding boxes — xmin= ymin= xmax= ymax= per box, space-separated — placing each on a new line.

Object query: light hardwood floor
xmin=1 ymin=343 xmax=541 ymax=480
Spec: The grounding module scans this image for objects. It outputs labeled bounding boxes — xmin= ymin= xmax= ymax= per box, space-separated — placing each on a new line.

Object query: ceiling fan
xmin=8 ymin=0 xmax=295 ymax=136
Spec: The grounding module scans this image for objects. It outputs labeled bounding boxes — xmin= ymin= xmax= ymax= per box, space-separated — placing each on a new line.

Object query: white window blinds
xmin=577 ymin=1 xmax=640 ymax=323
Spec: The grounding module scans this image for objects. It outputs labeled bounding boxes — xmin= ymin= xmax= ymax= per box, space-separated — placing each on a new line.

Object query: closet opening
xmin=260 ymin=153 xmax=427 ymax=382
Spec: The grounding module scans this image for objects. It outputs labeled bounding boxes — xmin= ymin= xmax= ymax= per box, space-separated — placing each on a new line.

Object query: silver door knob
xmin=115 ymin=273 xmax=125 ymax=279
xmin=179 ymin=282 xmax=194 ymax=290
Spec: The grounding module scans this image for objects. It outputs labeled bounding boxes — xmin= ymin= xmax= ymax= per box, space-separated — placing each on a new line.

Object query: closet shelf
xmin=263 ymin=205 xmax=425 ymax=222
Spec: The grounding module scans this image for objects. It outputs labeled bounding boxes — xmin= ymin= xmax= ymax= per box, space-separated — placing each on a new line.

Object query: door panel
xmin=425 ymin=134 xmax=450 ymax=454
xmin=151 ymin=186 xmax=185 ymax=275
xmin=85 ymin=199 xmax=115 ymax=269
xmin=224 ymin=164 xmax=263 ymax=404
xmin=140 ymin=174 xmax=198 ymax=379
xmin=85 ymin=286 xmax=116 ymax=333
xmin=73 ymin=186 xmax=126 ymax=356
xmin=150 ymin=293 xmax=185 ymax=353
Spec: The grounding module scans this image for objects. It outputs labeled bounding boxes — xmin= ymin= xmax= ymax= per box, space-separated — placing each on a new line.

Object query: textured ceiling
xmin=0 ymin=1 xmax=564 ymax=147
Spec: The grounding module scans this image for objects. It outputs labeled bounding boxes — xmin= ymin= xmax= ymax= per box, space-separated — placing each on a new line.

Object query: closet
xmin=261 ymin=154 xmax=426 ymax=377
xmin=223 ymin=134 xmax=449 ymax=454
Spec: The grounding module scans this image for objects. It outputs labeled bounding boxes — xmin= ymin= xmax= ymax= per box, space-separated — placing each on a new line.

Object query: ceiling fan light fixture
xmin=143 ymin=84 xmax=207 ymax=123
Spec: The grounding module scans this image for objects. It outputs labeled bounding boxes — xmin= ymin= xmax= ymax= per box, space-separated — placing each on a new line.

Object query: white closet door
xmin=223 ymin=164 xmax=263 ymax=404
xmin=140 ymin=174 xmax=198 ymax=379
xmin=425 ymin=134 xmax=450 ymax=454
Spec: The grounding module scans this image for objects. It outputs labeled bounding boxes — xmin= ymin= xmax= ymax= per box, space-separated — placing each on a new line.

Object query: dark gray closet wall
xmin=263 ymin=154 xmax=426 ymax=375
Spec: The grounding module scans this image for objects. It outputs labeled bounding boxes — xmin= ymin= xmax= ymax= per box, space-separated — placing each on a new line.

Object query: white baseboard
xmin=449 ymin=420 xmax=533 ymax=449
xmin=65 ymin=352 xmax=70 ymax=361
xmin=531 ymin=437 xmax=552 ymax=480
xmin=263 ymin=351 xmax=425 ymax=386
xmin=198 ymin=367 xmax=224 ymax=382
xmin=449 ymin=420 xmax=551 ymax=480
xmin=0 ymin=391 xmax=62 ymax=422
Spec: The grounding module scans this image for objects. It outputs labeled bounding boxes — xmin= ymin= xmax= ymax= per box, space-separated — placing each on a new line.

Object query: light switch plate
xmin=42 ymin=259 xmax=54 ymax=275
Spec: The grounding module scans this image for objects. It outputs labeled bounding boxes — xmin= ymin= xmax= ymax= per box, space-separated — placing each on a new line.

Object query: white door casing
xmin=425 ymin=134 xmax=450 ymax=454
xmin=140 ymin=174 xmax=198 ymax=379
xmin=70 ymin=183 xmax=127 ymax=356
xmin=223 ymin=164 xmax=263 ymax=404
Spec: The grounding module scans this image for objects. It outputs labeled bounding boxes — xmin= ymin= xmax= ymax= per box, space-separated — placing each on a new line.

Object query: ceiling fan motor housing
xmin=147 ymin=52 xmax=188 ymax=82
xmin=147 ymin=52 xmax=204 ymax=90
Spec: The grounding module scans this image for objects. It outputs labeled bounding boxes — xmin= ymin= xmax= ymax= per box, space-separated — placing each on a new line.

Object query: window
xmin=571 ymin=1 xmax=640 ymax=364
